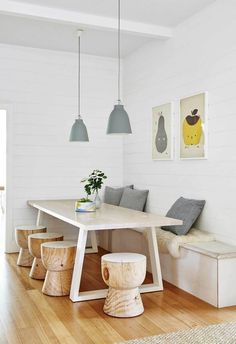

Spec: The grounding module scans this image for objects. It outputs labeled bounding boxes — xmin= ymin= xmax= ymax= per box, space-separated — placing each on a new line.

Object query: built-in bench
xmin=160 ymin=241 xmax=236 ymax=308
xmin=99 ymin=228 xmax=236 ymax=308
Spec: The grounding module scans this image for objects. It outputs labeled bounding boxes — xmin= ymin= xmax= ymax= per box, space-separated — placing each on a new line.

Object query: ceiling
xmin=0 ymin=13 xmax=151 ymax=57
xmin=13 ymin=0 xmax=216 ymax=26
xmin=0 ymin=0 xmax=216 ymax=57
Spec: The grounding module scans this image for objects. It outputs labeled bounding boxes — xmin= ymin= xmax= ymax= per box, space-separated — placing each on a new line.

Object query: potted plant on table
xmin=81 ymin=169 xmax=107 ymax=209
xmin=75 ymin=169 xmax=107 ymax=212
xmin=75 ymin=196 xmax=96 ymax=212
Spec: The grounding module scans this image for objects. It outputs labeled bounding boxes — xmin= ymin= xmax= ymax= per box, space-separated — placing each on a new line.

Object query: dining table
xmin=28 ymin=199 xmax=182 ymax=302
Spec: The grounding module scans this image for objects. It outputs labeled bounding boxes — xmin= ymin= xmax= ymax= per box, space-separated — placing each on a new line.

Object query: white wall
xmin=123 ymin=0 xmax=236 ymax=244
xmin=0 ymin=44 xmax=123 ymax=252
xmin=0 ymin=110 xmax=6 ymax=186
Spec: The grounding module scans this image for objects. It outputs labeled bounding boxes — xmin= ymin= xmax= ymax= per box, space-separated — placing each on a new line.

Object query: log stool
xmin=28 ymin=232 xmax=63 ymax=280
xmin=101 ymin=252 xmax=146 ymax=318
xmin=15 ymin=225 xmax=47 ymax=267
xmin=41 ymin=241 xmax=77 ymax=296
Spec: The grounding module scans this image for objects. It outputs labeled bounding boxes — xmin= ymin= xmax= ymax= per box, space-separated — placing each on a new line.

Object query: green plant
xmin=78 ymin=197 xmax=92 ymax=203
xmin=81 ymin=169 xmax=107 ymax=198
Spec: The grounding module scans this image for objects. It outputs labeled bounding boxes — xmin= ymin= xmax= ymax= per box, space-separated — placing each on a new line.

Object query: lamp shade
xmin=107 ymin=104 xmax=132 ymax=134
xmin=69 ymin=118 xmax=89 ymax=141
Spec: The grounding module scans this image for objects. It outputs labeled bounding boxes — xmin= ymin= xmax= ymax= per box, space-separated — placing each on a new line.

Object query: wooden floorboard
xmin=1 ymin=248 xmax=236 ymax=343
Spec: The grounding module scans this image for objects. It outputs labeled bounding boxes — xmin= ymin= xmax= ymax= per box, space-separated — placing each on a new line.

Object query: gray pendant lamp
xmin=69 ymin=30 xmax=89 ymax=142
xmin=107 ymin=0 xmax=132 ymax=135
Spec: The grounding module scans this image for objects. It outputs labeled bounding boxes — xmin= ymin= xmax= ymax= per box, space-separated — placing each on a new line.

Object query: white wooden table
xmin=28 ymin=199 xmax=182 ymax=302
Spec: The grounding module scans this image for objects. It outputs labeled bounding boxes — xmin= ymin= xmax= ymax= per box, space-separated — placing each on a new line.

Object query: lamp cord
xmin=78 ymin=34 xmax=81 ymax=118
xmin=118 ymin=0 xmax=121 ymax=103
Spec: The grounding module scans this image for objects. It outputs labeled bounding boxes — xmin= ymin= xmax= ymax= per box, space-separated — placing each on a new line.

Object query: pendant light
xmin=69 ymin=30 xmax=89 ymax=142
xmin=107 ymin=0 xmax=132 ymax=135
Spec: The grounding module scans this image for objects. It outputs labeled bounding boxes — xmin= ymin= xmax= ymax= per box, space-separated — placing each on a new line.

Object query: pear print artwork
xmin=156 ymin=114 xmax=168 ymax=153
xmin=152 ymin=103 xmax=173 ymax=160
xmin=180 ymin=93 xmax=207 ymax=159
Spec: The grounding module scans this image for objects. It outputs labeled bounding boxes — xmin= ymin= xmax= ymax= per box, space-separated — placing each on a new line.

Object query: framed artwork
xmin=180 ymin=92 xmax=208 ymax=159
xmin=152 ymin=102 xmax=173 ymax=160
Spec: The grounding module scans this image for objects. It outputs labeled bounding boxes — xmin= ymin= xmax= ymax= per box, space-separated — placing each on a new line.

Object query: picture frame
xmin=179 ymin=92 xmax=208 ymax=160
xmin=152 ymin=102 xmax=174 ymax=160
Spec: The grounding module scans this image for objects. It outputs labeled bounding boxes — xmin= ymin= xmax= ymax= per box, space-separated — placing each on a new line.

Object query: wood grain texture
xmin=16 ymin=248 xmax=34 ymax=267
xmin=28 ymin=233 xmax=64 ymax=258
xmin=15 ymin=226 xmax=47 ymax=249
xmin=42 ymin=269 xmax=73 ymax=296
xmin=103 ymin=287 xmax=144 ymax=318
xmin=15 ymin=226 xmax=47 ymax=267
xmin=41 ymin=241 xmax=77 ymax=296
xmin=2 ymin=247 xmax=236 ymax=343
xmin=29 ymin=257 xmax=47 ymax=280
xmin=102 ymin=253 xmax=146 ymax=317
xmin=28 ymin=233 xmax=63 ymax=280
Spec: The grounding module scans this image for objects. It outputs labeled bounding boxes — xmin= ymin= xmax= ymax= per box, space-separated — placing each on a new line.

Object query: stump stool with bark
xmin=15 ymin=225 xmax=47 ymax=267
xmin=41 ymin=241 xmax=77 ymax=296
xmin=28 ymin=232 xmax=63 ymax=279
xmin=101 ymin=252 xmax=146 ymax=317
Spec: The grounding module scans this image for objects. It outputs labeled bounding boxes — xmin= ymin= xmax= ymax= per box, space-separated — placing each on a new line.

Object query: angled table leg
xmin=140 ymin=226 xmax=163 ymax=293
xmin=70 ymin=226 xmax=163 ymax=302
xmin=85 ymin=231 xmax=98 ymax=254
xmin=36 ymin=210 xmax=42 ymax=226
xmin=70 ymin=228 xmax=88 ymax=302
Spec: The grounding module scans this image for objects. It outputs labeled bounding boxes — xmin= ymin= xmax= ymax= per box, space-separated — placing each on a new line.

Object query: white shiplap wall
xmin=123 ymin=0 xmax=236 ymax=244
xmin=0 ymin=44 xmax=123 ymax=252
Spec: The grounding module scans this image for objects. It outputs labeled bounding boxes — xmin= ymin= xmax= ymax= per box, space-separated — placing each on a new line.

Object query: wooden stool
xmin=101 ymin=252 xmax=146 ymax=318
xmin=15 ymin=225 xmax=47 ymax=267
xmin=41 ymin=241 xmax=77 ymax=296
xmin=28 ymin=232 xmax=63 ymax=280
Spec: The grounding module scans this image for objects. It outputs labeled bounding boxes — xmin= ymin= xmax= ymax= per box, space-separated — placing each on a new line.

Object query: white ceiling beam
xmin=0 ymin=0 xmax=173 ymax=39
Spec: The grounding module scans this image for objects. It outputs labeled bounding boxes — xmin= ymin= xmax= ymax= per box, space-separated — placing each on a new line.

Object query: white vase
xmin=94 ymin=192 xmax=102 ymax=209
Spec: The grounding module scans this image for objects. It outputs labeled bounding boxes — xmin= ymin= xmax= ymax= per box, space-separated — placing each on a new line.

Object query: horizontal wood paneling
xmin=123 ymin=0 xmax=236 ymax=244
xmin=0 ymin=44 xmax=123 ymax=252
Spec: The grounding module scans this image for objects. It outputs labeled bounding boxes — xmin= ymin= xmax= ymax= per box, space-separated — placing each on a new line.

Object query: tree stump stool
xmin=101 ymin=252 xmax=147 ymax=318
xmin=41 ymin=241 xmax=77 ymax=296
xmin=28 ymin=232 xmax=63 ymax=280
xmin=15 ymin=225 xmax=47 ymax=267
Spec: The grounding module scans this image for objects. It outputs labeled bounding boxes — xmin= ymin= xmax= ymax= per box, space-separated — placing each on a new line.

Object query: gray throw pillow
xmin=162 ymin=197 xmax=206 ymax=235
xmin=104 ymin=185 xmax=133 ymax=206
xmin=119 ymin=188 xmax=149 ymax=212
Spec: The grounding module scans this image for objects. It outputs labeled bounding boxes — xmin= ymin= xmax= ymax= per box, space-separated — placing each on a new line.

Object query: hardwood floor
xmin=1 ymin=248 xmax=236 ymax=344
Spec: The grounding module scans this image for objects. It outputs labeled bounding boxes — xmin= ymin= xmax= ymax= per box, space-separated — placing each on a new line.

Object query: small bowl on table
xmin=75 ymin=200 xmax=96 ymax=212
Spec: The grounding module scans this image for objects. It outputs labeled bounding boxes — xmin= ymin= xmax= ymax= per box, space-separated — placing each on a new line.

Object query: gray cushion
xmin=104 ymin=185 xmax=133 ymax=206
xmin=162 ymin=197 xmax=206 ymax=235
xmin=119 ymin=188 xmax=149 ymax=212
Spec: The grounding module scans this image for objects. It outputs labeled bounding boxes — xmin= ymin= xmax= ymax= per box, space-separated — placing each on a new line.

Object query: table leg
xmin=70 ymin=228 xmax=108 ymax=302
xmin=70 ymin=228 xmax=89 ymax=302
xmin=36 ymin=210 xmax=42 ymax=226
xmin=70 ymin=226 xmax=163 ymax=302
xmin=140 ymin=226 xmax=163 ymax=293
xmin=85 ymin=231 xmax=98 ymax=254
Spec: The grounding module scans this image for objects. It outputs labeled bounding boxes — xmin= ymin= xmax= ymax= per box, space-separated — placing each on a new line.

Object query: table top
xmin=28 ymin=199 xmax=182 ymax=231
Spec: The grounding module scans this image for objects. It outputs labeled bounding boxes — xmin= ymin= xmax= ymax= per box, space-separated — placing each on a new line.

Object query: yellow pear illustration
xmin=183 ymin=109 xmax=202 ymax=145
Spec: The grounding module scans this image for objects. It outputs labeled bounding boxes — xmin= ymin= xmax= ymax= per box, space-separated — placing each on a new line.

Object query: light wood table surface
xmin=28 ymin=199 xmax=182 ymax=302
